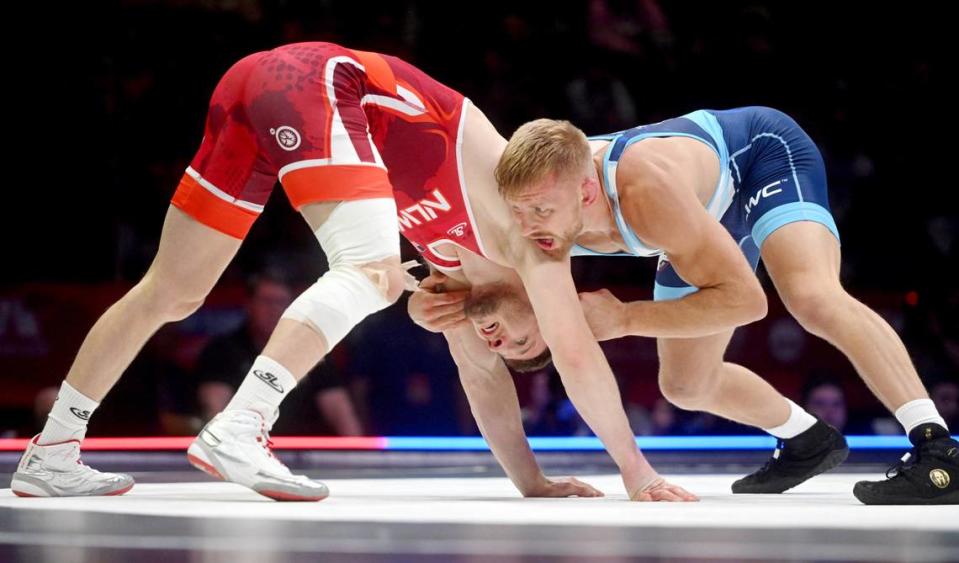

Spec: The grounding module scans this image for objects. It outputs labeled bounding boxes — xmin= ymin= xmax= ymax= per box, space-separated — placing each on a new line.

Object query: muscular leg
xmin=761 ymin=222 xmax=931 ymax=415
xmin=258 ymin=200 xmax=406 ymax=381
xmin=657 ymin=288 xmax=848 ymax=494
xmin=65 ymin=206 xmax=241 ymax=400
xmin=763 ymin=222 xmax=957 ymax=504
xmin=221 ymin=198 xmax=407 ymax=423
xmin=658 ymin=330 xmax=791 ymax=429
xmin=190 ymin=198 xmax=406 ymax=501
xmin=13 ymin=207 xmax=242 ymax=497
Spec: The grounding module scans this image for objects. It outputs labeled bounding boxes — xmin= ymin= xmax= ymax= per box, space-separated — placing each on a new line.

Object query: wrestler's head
xmin=495 ymin=119 xmax=600 ymax=258
xmin=464 ymin=281 xmax=552 ymax=372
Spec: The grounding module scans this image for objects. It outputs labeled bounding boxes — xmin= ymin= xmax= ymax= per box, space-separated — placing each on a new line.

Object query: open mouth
xmin=535 ymin=238 xmax=555 ymax=250
xmin=480 ymin=322 xmax=499 ymax=335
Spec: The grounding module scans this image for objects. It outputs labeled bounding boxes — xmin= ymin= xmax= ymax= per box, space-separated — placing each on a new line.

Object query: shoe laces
xmin=756 ymin=439 xmax=785 ymax=475
xmin=226 ymin=411 xmax=297 ymax=477
xmin=49 ymin=443 xmax=88 ymax=471
xmin=254 ymin=423 xmax=279 ymax=461
xmin=885 ymin=446 xmax=926 ymax=485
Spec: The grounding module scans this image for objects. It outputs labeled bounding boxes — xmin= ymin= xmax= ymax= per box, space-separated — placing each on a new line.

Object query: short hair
xmin=504 ymin=347 xmax=553 ymax=373
xmin=495 ymin=119 xmax=591 ymax=199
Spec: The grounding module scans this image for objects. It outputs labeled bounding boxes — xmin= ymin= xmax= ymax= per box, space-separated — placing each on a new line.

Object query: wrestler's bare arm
xmin=583 ymin=151 xmax=767 ymax=340
xmin=510 ymin=245 xmax=663 ymax=497
xmin=412 ymin=269 xmax=601 ymax=498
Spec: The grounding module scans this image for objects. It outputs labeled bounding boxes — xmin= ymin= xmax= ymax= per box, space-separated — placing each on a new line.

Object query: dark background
xmin=2 ymin=1 xmax=956 ymax=437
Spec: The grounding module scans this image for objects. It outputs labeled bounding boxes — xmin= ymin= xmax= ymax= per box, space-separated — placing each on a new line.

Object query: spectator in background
xmin=192 ymin=269 xmax=362 ymax=436
xmin=587 ymin=0 xmax=673 ymax=57
xmin=32 ymin=387 xmax=59 ymax=434
xmin=930 ymin=379 xmax=959 ymax=432
xmin=521 ymin=370 xmax=589 ymax=436
xmin=627 ymin=397 xmax=683 ymax=436
xmin=801 ymin=377 xmax=847 ymax=432
xmin=565 ymin=63 xmax=637 ymax=134
xmin=346 ymin=303 xmax=469 ymax=436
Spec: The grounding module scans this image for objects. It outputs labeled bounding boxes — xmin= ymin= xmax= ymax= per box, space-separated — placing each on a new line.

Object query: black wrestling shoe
xmin=732 ymin=419 xmax=849 ymax=494
xmin=853 ymin=424 xmax=959 ymax=505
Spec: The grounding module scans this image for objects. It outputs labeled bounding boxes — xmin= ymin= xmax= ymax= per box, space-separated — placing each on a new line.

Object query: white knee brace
xmin=282 ymin=198 xmax=401 ymax=350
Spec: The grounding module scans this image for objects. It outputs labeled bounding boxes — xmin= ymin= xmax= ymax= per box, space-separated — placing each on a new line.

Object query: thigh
xmin=760 ymin=220 xmax=842 ymax=297
xmin=144 ymin=205 xmax=241 ymax=295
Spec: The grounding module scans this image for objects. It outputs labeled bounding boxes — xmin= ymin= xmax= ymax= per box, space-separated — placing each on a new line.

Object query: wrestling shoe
xmin=10 ymin=435 xmax=134 ymax=497
xmin=732 ymin=419 xmax=848 ymax=493
xmin=187 ymin=409 xmax=329 ymax=501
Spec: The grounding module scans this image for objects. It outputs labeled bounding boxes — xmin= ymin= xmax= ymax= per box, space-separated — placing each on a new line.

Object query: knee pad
xmin=282 ymin=198 xmax=404 ymax=350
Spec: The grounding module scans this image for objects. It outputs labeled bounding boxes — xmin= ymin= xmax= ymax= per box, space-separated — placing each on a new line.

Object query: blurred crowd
xmin=3 ymin=1 xmax=955 ymax=437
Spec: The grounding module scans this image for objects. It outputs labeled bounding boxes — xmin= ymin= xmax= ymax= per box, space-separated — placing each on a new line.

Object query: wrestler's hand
xmin=522 ymin=476 xmax=604 ymax=498
xmin=408 ymin=272 xmax=469 ymax=333
xmin=628 ymin=474 xmax=699 ymax=502
xmin=578 ymin=288 xmax=628 ymax=341
xmin=400 ymin=260 xmax=425 ymax=291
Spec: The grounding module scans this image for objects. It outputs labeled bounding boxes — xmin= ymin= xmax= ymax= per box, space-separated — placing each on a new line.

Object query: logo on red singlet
xmin=397 ymin=189 xmax=452 ymax=232
xmin=271 ymin=126 xmax=302 ymax=151
xmin=447 ymin=223 xmax=468 ymax=238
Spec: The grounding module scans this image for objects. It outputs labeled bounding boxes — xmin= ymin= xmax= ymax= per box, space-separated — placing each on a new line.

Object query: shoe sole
xmin=733 ymin=444 xmax=850 ymax=494
xmin=187 ymin=440 xmax=328 ymax=502
xmin=10 ymin=474 xmax=134 ymax=498
xmin=853 ymin=483 xmax=959 ymax=505
xmin=253 ymin=485 xmax=329 ymax=502
xmin=187 ymin=452 xmax=225 ymax=480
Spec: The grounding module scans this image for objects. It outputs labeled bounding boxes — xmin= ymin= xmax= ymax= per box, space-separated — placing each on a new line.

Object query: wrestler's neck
xmin=574 ymin=152 xmax=628 ymax=252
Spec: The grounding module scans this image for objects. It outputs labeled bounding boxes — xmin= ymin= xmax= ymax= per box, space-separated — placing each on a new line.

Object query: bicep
xmin=659 ymin=209 xmax=755 ymax=291
xmin=625 ymin=174 xmax=754 ymax=292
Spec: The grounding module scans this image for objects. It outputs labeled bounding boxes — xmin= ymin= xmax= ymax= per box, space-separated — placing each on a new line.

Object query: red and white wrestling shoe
xmin=10 ymin=435 xmax=134 ymax=497
xmin=187 ymin=409 xmax=329 ymax=501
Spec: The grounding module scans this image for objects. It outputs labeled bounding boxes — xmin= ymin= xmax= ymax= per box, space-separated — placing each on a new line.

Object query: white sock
xmin=224 ymin=355 xmax=297 ymax=424
xmin=38 ymin=381 xmax=100 ymax=444
xmin=895 ymin=398 xmax=948 ymax=434
xmin=764 ymin=399 xmax=818 ymax=439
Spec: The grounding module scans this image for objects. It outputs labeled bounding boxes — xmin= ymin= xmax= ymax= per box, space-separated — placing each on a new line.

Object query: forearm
xmin=445 ymin=334 xmax=545 ymax=494
xmin=517 ymin=259 xmax=650 ymax=483
xmin=624 ymin=284 xmax=766 ymax=338
xmin=462 ymin=367 xmax=547 ymax=494
xmin=553 ymin=339 xmax=649 ymax=476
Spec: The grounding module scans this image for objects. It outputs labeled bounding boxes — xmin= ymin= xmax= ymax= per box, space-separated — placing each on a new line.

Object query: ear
xmin=581 ymin=176 xmax=601 ymax=207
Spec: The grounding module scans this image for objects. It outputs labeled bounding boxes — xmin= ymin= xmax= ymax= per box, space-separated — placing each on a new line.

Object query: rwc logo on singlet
xmin=398 ymin=189 xmax=452 ymax=232
xmin=744 ymin=178 xmax=788 ymax=217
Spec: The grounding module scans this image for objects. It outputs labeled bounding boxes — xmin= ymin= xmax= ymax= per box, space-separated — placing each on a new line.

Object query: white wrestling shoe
xmin=10 ymin=435 xmax=134 ymax=497
xmin=187 ymin=409 xmax=329 ymax=501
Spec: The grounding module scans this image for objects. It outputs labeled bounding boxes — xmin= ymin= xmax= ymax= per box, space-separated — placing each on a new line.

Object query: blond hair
xmin=495 ymin=119 xmax=591 ymax=199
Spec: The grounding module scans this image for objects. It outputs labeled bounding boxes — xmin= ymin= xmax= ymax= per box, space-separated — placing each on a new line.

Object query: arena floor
xmin=1 ymin=451 xmax=957 ymax=562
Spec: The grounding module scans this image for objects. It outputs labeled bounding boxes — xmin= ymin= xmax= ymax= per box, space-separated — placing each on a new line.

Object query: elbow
xmin=738 ymin=281 xmax=767 ymax=324
xmin=719 ymin=277 xmax=767 ymax=326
